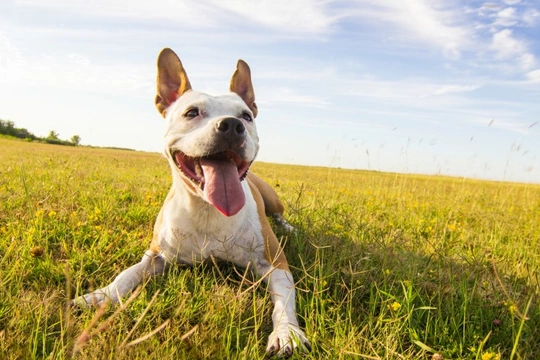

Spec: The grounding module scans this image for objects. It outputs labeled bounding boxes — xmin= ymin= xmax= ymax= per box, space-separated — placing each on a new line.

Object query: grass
xmin=0 ymin=137 xmax=539 ymax=359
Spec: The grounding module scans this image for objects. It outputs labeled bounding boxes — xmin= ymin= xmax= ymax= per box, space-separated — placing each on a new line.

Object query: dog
xmin=73 ymin=48 xmax=310 ymax=357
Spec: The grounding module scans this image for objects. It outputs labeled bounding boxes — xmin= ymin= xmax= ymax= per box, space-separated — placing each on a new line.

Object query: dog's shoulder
xmin=246 ymin=172 xmax=284 ymax=216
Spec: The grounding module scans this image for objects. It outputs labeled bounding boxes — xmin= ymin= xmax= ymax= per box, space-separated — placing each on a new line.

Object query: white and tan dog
xmin=73 ymin=48 xmax=310 ymax=357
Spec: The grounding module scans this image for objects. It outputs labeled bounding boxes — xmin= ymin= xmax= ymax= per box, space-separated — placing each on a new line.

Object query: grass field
xmin=1 ymin=137 xmax=539 ymax=359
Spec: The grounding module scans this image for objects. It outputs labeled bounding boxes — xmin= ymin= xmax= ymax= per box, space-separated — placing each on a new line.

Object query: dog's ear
xmin=230 ymin=60 xmax=258 ymax=118
xmin=155 ymin=48 xmax=192 ymax=117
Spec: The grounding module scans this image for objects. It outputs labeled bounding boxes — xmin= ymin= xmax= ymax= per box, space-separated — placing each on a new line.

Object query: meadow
xmin=0 ymin=137 xmax=539 ymax=359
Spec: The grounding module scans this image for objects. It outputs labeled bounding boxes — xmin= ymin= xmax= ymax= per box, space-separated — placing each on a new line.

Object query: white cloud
xmin=479 ymin=2 xmax=540 ymax=30
xmin=0 ymin=38 xmax=153 ymax=97
xmin=493 ymin=29 xmax=524 ymax=50
xmin=526 ymin=69 xmax=540 ymax=82
xmin=341 ymin=77 xmax=483 ymax=112
xmin=523 ymin=8 xmax=540 ymax=26
xmin=208 ymin=0 xmax=336 ymax=34
xmin=16 ymin=0 xmax=216 ymax=27
xmin=503 ymin=0 xmax=521 ymax=5
xmin=432 ymin=84 xmax=481 ymax=96
xmin=491 ymin=29 xmax=536 ymax=70
xmin=494 ymin=7 xmax=518 ymax=26
xmin=261 ymin=86 xmax=329 ymax=108
xmin=347 ymin=0 xmax=471 ymax=58
xmin=16 ymin=0 xmax=337 ymax=35
xmin=519 ymin=53 xmax=536 ymax=70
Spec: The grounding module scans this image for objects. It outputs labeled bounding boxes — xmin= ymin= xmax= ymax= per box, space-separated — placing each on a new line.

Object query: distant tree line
xmin=0 ymin=119 xmax=81 ymax=146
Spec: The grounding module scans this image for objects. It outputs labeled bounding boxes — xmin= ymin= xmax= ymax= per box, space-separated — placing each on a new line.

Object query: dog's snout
xmin=217 ymin=117 xmax=245 ymax=136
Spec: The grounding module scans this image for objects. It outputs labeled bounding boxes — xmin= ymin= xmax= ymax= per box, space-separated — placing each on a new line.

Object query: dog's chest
xmin=156 ymin=186 xmax=265 ymax=266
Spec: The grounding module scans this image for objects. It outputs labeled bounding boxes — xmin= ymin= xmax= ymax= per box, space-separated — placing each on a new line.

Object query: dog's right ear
xmin=155 ymin=48 xmax=192 ymax=117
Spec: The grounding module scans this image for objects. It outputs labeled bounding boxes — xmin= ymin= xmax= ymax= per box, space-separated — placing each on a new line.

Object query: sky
xmin=1 ymin=0 xmax=539 ymax=183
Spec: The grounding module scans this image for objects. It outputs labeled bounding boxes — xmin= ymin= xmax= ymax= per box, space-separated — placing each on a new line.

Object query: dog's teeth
xmin=195 ymin=161 xmax=203 ymax=178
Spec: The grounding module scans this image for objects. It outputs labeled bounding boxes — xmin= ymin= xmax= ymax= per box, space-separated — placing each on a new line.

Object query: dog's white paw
xmin=266 ymin=324 xmax=311 ymax=357
xmin=271 ymin=213 xmax=296 ymax=234
xmin=71 ymin=290 xmax=109 ymax=308
xmin=279 ymin=222 xmax=296 ymax=234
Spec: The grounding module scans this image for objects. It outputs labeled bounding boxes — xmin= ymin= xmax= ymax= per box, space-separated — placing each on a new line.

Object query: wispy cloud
xmin=522 ymin=8 xmax=540 ymax=26
xmin=526 ymin=69 xmax=540 ymax=82
xmin=261 ymin=86 xmax=330 ymax=108
xmin=207 ymin=0 xmax=337 ymax=34
xmin=431 ymin=84 xmax=481 ymax=96
xmin=0 ymin=34 xmax=152 ymax=96
xmin=16 ymin=0 xmax=222 ymax=28
xmin=493 ymin=7 xmax=519 ymax=27
xmin=16 ymin=0 xmax=338 ymax=35
xmin=504 ymin=0 xmax=522 ymax=6
xmin=491 ymin=29 xmax=536 ymax=70
xmin=341 ymin=77 xmax=484 ymax=108
xmin=351 ymin=1 xmax=538 ymax=77
xmin=345 ymin=0 xmax=473 ymax=58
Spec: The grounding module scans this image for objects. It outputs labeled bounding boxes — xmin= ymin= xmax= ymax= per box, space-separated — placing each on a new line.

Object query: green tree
xmin=47 ymin=130 xmax=59 ymax=140
xmin=71 ymin=135 xmax=81 ymax=146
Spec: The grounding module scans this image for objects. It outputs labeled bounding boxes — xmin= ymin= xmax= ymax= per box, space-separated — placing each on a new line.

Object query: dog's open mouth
xmin=173 ymin=150 xmax=251 ymax=217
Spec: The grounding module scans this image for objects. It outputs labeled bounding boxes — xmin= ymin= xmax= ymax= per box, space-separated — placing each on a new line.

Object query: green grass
xmin=1 ymin=137 xmax=538 ymax=359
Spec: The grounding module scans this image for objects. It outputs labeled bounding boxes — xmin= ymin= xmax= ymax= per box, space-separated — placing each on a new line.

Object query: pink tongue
xmin=200 ymin=158 xmax=245 ymax=217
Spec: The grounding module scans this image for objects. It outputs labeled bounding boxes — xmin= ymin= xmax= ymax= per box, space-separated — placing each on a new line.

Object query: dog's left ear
xmin=155 ymin=48 xmax=193 ymax=117
xmin=230 ymin=60 xmax=258 ymax=118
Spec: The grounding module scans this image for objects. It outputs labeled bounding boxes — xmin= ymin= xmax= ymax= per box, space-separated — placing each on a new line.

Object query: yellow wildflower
xmin=481 ymin=351 xmax=500 ymax=360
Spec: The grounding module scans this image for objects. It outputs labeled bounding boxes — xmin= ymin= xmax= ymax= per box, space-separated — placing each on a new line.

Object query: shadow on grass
xmin=282 ymin=195 xmax=539 ymax=359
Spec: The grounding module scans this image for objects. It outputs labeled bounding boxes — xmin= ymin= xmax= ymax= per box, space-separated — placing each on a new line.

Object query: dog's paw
xmin=71 ymin=291 xmax=109 ymax=308
xmin=279 ymin=222 xmax=295 ymax=234
xmin=266 ymin=324 xmax=311 ymax=358
xmin=271 ymin=213 xmax=296 ymax=234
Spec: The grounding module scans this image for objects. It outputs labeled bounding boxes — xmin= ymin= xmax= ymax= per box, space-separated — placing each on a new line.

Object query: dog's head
xmin=154 ymin=48 xmax=259 ymax=217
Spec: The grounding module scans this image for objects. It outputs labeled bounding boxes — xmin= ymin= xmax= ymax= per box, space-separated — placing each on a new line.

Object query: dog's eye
xmin=240 ymin=112 xmax=252 ymax=122
xmin=184 ymin=108 xmax=199 ymax=118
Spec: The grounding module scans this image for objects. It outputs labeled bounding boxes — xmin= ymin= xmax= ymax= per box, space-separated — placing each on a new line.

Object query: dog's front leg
xmin=264 ymin=267 xmax=311 ymax=357
xmin=73 ymin=250 xmax=167 ymax=307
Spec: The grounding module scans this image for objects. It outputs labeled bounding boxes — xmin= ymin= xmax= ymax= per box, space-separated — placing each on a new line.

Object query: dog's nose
xmin=216 ymin=117 xmax=245 ymax=136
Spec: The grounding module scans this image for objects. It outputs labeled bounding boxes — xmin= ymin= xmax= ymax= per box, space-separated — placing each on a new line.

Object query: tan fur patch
xmin=247 ymin=177 xmax=290 ymax=271
xmin=247 ymin=172 xmax=285 ymax=215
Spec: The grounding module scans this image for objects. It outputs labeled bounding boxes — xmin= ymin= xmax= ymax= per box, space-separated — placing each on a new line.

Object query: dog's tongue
xmin=200 ymin=158 xmax=245 ymax=217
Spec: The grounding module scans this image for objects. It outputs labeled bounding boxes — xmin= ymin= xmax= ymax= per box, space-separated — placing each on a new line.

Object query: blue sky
xmin=1 ymin=0 xmax=539 ymax=183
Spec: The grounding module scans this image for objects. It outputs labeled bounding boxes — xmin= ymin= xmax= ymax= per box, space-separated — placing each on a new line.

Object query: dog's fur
xmin=73 ymin=48 xmax=310 ymax=356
